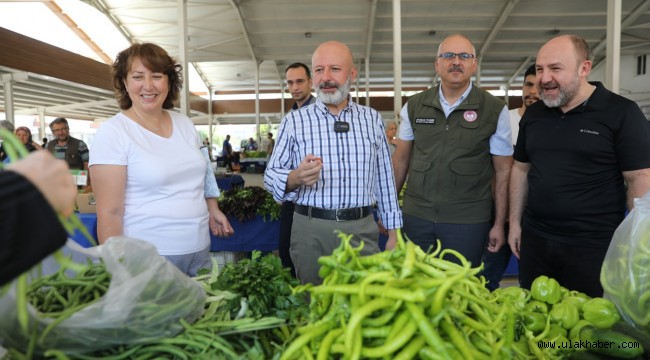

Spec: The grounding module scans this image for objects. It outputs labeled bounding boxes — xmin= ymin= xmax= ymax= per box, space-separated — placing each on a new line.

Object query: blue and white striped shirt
xmin=264 ymin=98 xmax=403 ymax=230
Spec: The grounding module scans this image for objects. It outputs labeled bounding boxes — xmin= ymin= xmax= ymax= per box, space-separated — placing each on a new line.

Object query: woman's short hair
xmin=112 ymin=43 xmax=182 ymax=110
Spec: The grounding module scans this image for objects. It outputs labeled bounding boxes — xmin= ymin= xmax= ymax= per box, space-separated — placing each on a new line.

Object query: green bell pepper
xmin=563 ymin=296 xmax=588 ymax=313
xmin=531 ymin=275 xmax=562 ymax=305
xmin=550 ymin=300 xmax=580 ymax=330
xmin=582 ymin=297 xmax=621 ymax=329
xmin=521 ymin=311 xmax=547 ymax=334
xmin=546 ymin=323 xmax=568 ymax=339
xmin=525 ymin=300 xmax=549 ymax=314
xmin=494 ymin=286 xmax=530 ymax=311
xmin=568 ymin=319 xmax=592 ymax=342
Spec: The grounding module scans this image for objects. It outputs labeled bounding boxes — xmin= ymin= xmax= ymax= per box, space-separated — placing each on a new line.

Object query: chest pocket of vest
xmin=459 ymin=118 xmax=480 ymax=129
xmin=449 ymin=158 xmax=489 ymax=201
xmin=406 ymin=158 xmax=432 ymax=199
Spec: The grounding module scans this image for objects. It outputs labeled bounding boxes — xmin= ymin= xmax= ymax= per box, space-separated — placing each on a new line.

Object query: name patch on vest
xmin=415 ymin=118 xmax=436 ymax=125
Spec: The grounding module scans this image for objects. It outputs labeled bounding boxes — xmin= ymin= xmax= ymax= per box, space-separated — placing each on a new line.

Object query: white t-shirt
xmin=89 ymin=110 xmax=209 ymax=255
xmin=509 ymin=108 xmax=522 ymax=146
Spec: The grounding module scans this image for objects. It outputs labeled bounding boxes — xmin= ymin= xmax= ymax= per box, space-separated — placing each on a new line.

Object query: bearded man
xmin=264 ymin=41 xmax=402 ymax=285
xmin=508 ymin=35 xmax=650 ymax=297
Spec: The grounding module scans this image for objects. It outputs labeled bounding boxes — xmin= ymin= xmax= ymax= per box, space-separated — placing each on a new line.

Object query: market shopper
xmin=384 ymin=119 xmax=398 ymax=156
xmin=0 ymin=151 xmax=77 ymax=286
xmin=90 ymin=42 xmax=233 ymax=277
xmin=481 ymin=64 xmax=539 ymax=291
xmin=15 ymin=126 xmax=43 ymax=152
xmin=509 ymin=35 xmax=650 ymax=297
xmin=392 ymin=34 xmax=512 ymax=268
xmin=0 ymin=120 xmax=15 ymax=163
xmin=265 ymin=41 xmax=402 ymax=285
xmin=47 ymin=117 xmax=91 ymax=192
xmin=277 ymin=62 xmax=318 ymax=278
xmin=222 ymin=135 xmax=233 ymax=171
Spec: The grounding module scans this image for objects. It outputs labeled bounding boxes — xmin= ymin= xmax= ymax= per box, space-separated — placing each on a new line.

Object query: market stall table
xmin=239 ymin=158 xmax=267 ymax=173
xmin=71 ymin=212 xmax=279 ymax=253
xmin=215 ymin=174 xmax=245 ymax=191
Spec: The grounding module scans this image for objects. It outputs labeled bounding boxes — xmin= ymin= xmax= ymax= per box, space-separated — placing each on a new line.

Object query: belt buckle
xmin=336 ymin=208 xmax=359 ymax=222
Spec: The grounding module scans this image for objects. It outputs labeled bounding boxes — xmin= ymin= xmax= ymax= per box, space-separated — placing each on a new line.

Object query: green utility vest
xmin=404 ymin=85 xmax=506 ymax=223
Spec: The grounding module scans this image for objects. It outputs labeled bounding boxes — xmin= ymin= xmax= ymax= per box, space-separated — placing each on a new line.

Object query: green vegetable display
xmin=218 ymin=186 xmax=281 ymax=222
xmin=530 ymin=275 xmax=562 ymax=305
xmin=549 ymin=301 xmax=580 ymax=330
xmin=210 ymin=250 xmax=308 ymax=322
xmin=582 ymin=297 xmax=620 ymax=329
xmin=282 ymin=231 xmax=518 ymax=360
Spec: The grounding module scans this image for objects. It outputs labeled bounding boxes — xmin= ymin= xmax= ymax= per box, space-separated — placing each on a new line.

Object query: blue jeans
xmin=481 ymin=244 xmax=512 ymax=291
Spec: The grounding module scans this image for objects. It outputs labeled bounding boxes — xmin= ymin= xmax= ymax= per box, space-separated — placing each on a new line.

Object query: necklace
xmin=132 ymin=110 xmax=163 ymax=132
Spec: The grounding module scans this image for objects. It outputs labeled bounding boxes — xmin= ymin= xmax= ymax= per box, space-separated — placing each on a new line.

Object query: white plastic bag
xmin=601 ymin=193 xmax=650 ymax=334
xmin=0 ymin=236 xmax=206 ymax=354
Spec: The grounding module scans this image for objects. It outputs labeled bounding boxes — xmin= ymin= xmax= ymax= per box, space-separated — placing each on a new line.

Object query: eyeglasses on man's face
xmin=52 ymin=127 xmax=69 ymax=133
xmin=437 ymin=52 xmax=476 ymax=61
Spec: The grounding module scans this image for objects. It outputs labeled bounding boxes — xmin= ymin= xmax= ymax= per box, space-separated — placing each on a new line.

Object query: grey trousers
xmin=164 ymin=245 xmax=212 ymax=277
xmin=290 ymin=212 xmax=380 ymax=285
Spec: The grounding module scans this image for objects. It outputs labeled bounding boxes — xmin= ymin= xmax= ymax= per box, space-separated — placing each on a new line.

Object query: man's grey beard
xmin=316 ymin=77 xmax=351 ymax=105
xmin=540 ymin=74 xmax=580 ymax=108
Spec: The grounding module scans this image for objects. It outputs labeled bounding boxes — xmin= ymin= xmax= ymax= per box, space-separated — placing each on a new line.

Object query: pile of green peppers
xmin=494 ymin=275 xmax=622 ymax=359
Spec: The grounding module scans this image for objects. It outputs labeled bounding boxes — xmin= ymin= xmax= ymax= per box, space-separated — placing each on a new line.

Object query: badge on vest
xmin=415 ymin=118 xmax=436 ymax=125
xmin=463 ymin=110 xmax=478 ymax=122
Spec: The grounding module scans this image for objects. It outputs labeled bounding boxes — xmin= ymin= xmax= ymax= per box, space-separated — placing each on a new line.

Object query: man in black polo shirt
xmin=508 ymin=35 xmax=650 ymax=297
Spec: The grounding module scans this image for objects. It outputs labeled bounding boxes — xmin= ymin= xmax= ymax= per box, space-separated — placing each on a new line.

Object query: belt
xmin=295 ymin=204 xmax=373 ymax=222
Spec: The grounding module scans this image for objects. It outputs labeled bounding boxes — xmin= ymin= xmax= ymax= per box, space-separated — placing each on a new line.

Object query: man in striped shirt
xmin=264 ymin=41 xmax=402 ymax=285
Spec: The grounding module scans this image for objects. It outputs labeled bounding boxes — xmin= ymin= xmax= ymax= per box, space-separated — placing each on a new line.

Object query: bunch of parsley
xmin=211 ymin=251 xmax=308 ymax=323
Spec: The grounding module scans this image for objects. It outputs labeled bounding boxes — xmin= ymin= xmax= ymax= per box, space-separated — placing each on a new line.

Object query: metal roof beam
xmin=15 ymin=99 xmax=117 ymax=115
xmin=227 ymin=0 xmax=257 ymax=62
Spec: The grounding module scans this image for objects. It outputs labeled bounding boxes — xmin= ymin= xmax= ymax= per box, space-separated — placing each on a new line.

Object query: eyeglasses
xmin=52 ymin=127 xmax=69 ymax=133
xmin=437 ymin=52 xmax=476 ymax=61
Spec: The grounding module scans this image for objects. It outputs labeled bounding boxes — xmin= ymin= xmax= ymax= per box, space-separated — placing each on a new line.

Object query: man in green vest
xmin=48 ymin=117 xmax=91 ymax=192
xmin=392 ymin=34 xmax=513 ymax=268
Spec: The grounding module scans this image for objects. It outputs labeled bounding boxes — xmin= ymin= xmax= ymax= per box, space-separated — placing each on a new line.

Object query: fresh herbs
xmin=211 ymin=251 xmax=308 ymax=323
xmin=219 ymin=186 xmax=281 ymax=222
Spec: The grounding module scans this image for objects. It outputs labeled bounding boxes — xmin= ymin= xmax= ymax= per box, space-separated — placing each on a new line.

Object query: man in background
xmin=222 ymin=134 xmax=233 ymax=171
xmin=48 ymin=117 xmax=91 ymax=192
xmin=482 ymin=63 xmax=538 ymax=291
xmin=276 ymin=62 xmax=317 ymax=277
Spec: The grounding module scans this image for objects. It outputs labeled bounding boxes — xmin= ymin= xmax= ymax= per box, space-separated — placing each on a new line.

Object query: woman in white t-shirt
xmin=90 ymin=43 xmax=233 ymax=276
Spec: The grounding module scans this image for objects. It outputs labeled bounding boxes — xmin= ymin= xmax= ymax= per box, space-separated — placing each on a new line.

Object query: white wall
xmin=590 ymin=54 xmax=650 ymax=120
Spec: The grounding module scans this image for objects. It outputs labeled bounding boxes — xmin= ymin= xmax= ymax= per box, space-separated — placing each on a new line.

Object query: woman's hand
xmin=207 ymin=199 xmax=234 ymax=237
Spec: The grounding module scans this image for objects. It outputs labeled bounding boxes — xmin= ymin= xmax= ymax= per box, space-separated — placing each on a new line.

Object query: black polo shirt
xmin=515 ymin=82 xmax=650 ymax=247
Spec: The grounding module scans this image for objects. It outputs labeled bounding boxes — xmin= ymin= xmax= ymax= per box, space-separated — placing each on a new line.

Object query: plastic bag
xmin=0 ymin=236 xmax=206 ymax=354
xmin=601 ymin=192 xmax=650 ymax=334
